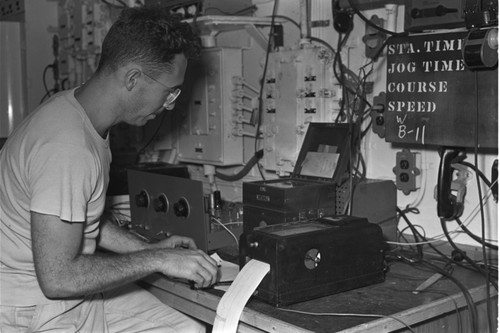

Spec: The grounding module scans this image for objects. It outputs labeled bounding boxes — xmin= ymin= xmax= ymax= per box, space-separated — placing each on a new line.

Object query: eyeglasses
xmin=141 ymin=71 xmax=182 ymax=108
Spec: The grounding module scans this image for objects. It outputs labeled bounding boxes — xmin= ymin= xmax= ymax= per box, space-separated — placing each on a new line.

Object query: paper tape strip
xmin=212 ymin=259 xmax=270 ymax=333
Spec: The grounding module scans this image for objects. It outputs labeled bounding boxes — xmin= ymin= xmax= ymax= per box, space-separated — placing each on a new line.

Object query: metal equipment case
xmin=240 ymin=216 xmax=385 ymax=307
xmin=243 ymin=123 xmax=350 ymax=234
xmin=127 ymin=169 xmax=242 ymax=252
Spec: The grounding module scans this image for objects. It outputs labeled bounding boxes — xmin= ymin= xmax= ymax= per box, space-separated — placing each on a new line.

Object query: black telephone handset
xmin=437 ymin=147 xmax=466 ymax=220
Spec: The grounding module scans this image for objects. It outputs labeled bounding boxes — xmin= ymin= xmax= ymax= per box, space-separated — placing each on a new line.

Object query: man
xmin=0 ymin=6 xmax=218 ymax=332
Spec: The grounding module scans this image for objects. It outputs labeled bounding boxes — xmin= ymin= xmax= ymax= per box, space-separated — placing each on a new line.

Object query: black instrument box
xmin=243 ymin=123 xmax=350 ymax=233
xmin=240 ymin=216 xmax=385 ymax=307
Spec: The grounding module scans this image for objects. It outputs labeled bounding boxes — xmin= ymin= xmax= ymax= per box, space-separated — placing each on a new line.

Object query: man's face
xmin=127 ymin=53 xmax=188 ymax=126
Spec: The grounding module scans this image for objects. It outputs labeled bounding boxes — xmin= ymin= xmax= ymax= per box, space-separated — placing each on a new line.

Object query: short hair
xmin=96 ymin=6 xmax=201 ymax=77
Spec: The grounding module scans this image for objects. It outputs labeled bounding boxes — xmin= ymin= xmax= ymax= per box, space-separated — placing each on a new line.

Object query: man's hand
xmin=158 ymin=247 xmax=218 ymax=289
xmin=153 ymin=235 xmax=197 ymax=250
xmin=32 ymin=212 xmax=218 ymax=297
xmin=150 ymin=235 xmax=218 ymax=288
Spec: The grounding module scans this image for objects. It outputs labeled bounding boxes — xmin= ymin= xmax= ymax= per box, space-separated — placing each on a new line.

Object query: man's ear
xmin=125 ymin=68 xmax=141 ymax=91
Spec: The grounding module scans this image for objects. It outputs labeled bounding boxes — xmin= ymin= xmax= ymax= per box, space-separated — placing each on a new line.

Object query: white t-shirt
xmin=0 ymin=89 xmax=111 ymax=306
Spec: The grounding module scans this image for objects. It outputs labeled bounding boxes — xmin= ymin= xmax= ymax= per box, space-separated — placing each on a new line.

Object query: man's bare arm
xmin=31 ymin=212 xmax=218 ymax=299
xmin=97 ymin=216 xmax=200 ymax=253
xmin=97 ymin=216 xmax=150 ymax=253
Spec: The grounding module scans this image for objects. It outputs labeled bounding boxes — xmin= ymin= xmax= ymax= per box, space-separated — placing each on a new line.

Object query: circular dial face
xmin=174 ymin=197 xmax=190 ymax=218
xmin=304 ymin=248 xmax=321 ymax=270
xmin=153 ymin=193 xmax=169 ymax=213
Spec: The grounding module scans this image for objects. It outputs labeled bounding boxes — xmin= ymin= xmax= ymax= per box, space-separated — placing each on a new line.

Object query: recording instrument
xmin=239 ymin=215 xmax=386 ymax=307
xmin=243 ymin=123 xmax=351 ymax=234
xmin=127 ymin=169 xmax=242 ymax=252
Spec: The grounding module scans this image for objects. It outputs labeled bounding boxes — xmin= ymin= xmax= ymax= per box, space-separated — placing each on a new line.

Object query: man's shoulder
xmin=37 ymin=89 xmax=81 ymax=120
xmin=29 ymin=90 xmax=88 ymax=142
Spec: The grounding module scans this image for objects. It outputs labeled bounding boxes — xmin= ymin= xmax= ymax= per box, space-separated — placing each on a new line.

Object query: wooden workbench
xmin=140 ymin=260 xmax=497 ymax=332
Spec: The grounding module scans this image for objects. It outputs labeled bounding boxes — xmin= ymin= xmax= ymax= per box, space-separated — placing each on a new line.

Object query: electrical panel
xmin=262 ymin=45 xmax=342 ymax=176
xmin=0 ymin=0 xmax=24 ymax=20
xmin=176 ymin=48 xmax=246 ymax=166
xmin=56 ymin=0 xmax=114 ymax=88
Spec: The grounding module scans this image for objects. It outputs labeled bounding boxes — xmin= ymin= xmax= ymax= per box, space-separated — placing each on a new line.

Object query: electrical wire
xmin=390 ymin=259 xmax=471 ymax=333
xmin=309 ymin=36 xmax=336 ymax=56
xmin=396 ymin=214 xmax=498 ymax=277
xmin=388 ymin=237 xmax=450 ymax=247
xmin=40 ymin=64 xmax=58 ymax=104
xmin=459 ymin=161 xmax=493 ymax=188
xmin=397 ymin=206 xmax=458 ymax=264
xmin=351 ymin=61 xmax=375 ymax=182
xmin=420 ymin=290 xmax=463 ymax=333
xmin=333 ymin=32 xmax=350 ymax=122
xmin=459 ymin=187 xmax=496 ymax=232
xmin=254 ymin=0 xmax=279 ymax=181
xmin=440 ymin=218 xmax=497 ymax=290
xmin=391 ymin=210 xmax=481 ymax=333
xmin=40 ymin=89 xmax=57 ymax=105
xmin=473 ymin=71 xmax=494 ymax=333
xmin=398 ymin=223 xmax=427 ymax=240
xmin=397 ymin=207 xmax=424 ymax=261
xmin=345 ymin=0 xmax=408 ymax=37
xmin=42 ymin=64 xmax=53 ymax=96
xmin=396 ymin=204 xmax=499 ymax=281
xmin=309 ymin=33 xmax=374 ymax=179
xmin=60 ymin=78 xmax=69 ymax=91
xmin=455 ymin=217 xmax=498 ymax=249
xmin=395 ymin=206 xmax=459 ymax=267
xmin=268 ymin=15 xmax=300 ymax=29
xmin=419 ymin=258 xmax=479 ymax=333
xmin=330 ymin=27 xmax=367 ymax=214
xmin=396 ymin=221 xmax=495 ymax=247
xmin=331 ymin=29 xmax=372 ymax=127
xmin=215 ymin=150 xmax=263 ymax=181
xmin=211 ymin=217 xmax=239 ymax=247
xmin=387 ymin=278 xmax=465 ymax=333
xmin=277 ymin=308 xmax=415 ymax=333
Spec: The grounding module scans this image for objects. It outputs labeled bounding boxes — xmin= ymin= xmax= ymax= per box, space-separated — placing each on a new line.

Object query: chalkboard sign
xmin=385 ymin=31 xmax=498 ymax=148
